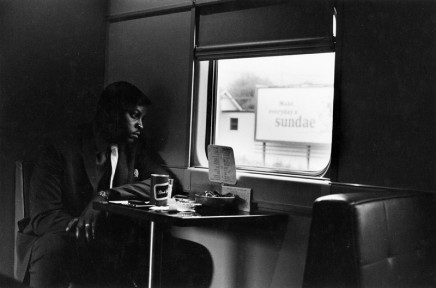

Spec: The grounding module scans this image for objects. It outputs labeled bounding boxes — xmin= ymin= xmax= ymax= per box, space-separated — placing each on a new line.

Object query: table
xmin=94 ymin=201 xmax=287 ymax=288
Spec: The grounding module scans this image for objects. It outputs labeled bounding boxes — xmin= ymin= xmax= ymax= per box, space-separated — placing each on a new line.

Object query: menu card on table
xmin=207 ymin=145 xmax=253 ymax=211
xmin=207 ymin=145 xmax=236 ymax=185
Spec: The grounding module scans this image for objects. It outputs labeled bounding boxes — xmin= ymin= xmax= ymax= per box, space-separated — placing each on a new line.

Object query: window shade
xmin=196 ymin=0 xmax=334 ymax=59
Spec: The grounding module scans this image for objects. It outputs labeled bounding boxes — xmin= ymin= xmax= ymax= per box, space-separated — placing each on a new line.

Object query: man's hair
xmin=94 ymin=81 xmax=151 ymax=139
xmin=96 ymin=81 xmax=151 ymax=115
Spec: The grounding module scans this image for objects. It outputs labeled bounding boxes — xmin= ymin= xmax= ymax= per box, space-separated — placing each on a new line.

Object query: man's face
xmin=121 ymin=105 xmax=147 ymax=143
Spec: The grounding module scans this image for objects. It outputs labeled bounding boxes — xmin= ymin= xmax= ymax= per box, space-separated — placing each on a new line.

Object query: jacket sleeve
xmin=109 ymin=180 xmax=151 ymax=200
xmin=108 ymin=146 xmax=179 ymax=200
xmin=29 ymin=144 xmax=73 ymax=236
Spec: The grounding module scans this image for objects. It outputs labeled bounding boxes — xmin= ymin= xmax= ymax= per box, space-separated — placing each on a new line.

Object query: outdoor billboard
xmin=255 ymin=87 xmax=333 ymax=144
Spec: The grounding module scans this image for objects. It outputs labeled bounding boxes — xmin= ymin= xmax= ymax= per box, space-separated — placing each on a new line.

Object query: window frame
xmin=192 ymin=50 xmax=335 ymax=178
xmin=191 ymin=1 xmax=336 ymax=178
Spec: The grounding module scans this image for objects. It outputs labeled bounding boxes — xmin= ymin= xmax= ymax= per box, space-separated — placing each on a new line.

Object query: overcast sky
xmin=218 ymin=53 xmax=335 ymax=88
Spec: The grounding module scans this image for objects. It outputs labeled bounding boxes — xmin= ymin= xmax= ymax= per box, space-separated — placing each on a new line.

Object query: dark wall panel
xmin=109 ymin=0 xmax=192 ymax=15
xmin=106 ymin=11 xmax=194 ymax=168
xmin=0 ymin=0 xmax=107 ymax=277
xmin=198 ymin=1 xmax=333 ymax=47
xmin=334 ymin=0 xmax=436 ymax=191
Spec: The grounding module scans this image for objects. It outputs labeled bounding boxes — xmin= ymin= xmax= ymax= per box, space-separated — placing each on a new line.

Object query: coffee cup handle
xmin=168 ymin=178 xmax=174 ymax=198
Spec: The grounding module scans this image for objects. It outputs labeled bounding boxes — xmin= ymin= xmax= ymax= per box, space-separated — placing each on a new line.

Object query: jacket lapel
xmin=127 ymin=143 xmax=137 ymax=183
xmin=114 ymin=143 xmax=136 ymax=186
xmin=80 ymin=126 xmax=138 ymax=190
xmin=81 ymin=126 xmax=98 ymax=191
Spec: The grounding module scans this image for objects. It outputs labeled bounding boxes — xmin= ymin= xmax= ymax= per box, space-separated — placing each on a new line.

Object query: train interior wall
xmin=0 ymin=0 xmax=434 ymax=286
xmin=0 ymin=0 xmax=107 ymax=277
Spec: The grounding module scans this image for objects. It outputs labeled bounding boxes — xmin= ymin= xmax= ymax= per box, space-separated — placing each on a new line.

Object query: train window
xmin=192 ymin=1 xmax=335 ymax=176
xmin=193 ymin=52 xmax=335 ymax=175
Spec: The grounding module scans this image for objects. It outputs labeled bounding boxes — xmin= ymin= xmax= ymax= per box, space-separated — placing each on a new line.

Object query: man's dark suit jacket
xmin=15 ymin=123 xmax=170 ymax=282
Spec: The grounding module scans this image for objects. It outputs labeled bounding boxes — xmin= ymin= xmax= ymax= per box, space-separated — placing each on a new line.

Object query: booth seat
xmin=14 ymin=161 xmax=34 ymax=281
xmin=303 ymin=190 xmax=436 ymax=288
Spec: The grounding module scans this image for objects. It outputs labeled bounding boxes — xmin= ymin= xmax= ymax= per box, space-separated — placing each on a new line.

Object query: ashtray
xmin=194 ymin=194 xmax=237 ymax=211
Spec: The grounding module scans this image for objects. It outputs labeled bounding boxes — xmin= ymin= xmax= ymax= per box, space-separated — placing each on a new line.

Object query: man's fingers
xmin=76 ymin=219 xmax=85 ymax=240
xmin=92 ymin=220 xmax=96 ymax=240
xmin=66 ymin=218 xmax=78 ymax=232
xmin=85 ymin=223 xmax=91 ymax=242
xmin=75 ymin=224 xmax=80 ymax=239
xmin=91 ymin=212 xmax=101 ymax=240
xmin=73 ymin=212 xmax=100 ymax=241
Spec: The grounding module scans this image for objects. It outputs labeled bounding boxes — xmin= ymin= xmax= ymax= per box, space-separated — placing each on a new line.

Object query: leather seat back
xmin=303 ymin=191 xmax=436 ymax=288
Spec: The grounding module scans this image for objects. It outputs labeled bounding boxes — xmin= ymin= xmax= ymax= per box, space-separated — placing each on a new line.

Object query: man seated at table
xmin=16 ymin=81 xmax=175 ymax=288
